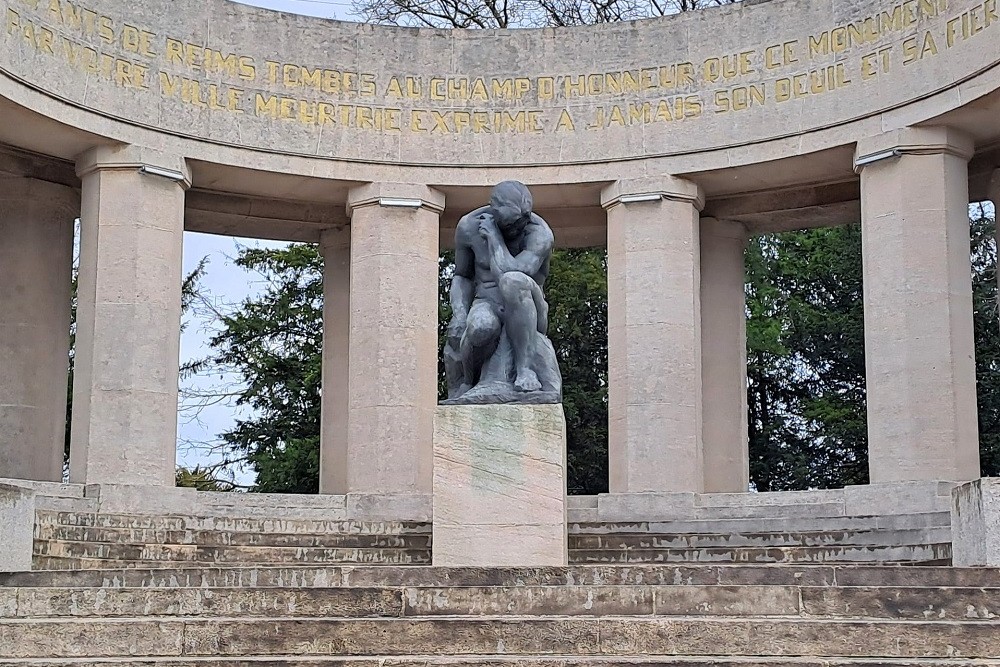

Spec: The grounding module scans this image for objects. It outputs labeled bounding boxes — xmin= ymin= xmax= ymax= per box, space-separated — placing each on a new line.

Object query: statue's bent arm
xmin=486 ymin=215 xmax=554 ymax=279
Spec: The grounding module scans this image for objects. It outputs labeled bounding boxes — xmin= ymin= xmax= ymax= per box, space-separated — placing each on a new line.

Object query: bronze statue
xmin=442 ymin=181 xmax=562 ymax=405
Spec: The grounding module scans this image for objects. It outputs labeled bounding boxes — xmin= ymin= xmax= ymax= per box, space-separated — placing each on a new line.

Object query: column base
xmin=432 ymin=404 xmax=567 ymax=566
xmin=951 ymin=478 xmax=1000 ymax=566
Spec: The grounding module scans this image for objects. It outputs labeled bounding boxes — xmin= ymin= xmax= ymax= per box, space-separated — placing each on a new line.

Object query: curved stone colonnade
xmin=1 ymin=0 xmax=999 ymax=508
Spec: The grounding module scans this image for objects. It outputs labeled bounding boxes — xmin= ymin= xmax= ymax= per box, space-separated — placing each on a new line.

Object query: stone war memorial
xmin=2 ymin=0 xmax=1000 ymax=661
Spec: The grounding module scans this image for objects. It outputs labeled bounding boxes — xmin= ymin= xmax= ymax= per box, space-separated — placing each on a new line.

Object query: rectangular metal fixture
xmin=618 ymin=193 xmax=663 ymax=204
xmin=854 ymin=149 xmax=902 ymax=168
xmin=138 ymin=164 xmax=187 ymax=182
xmin=378 ymin=197 xmax=423 ymax=208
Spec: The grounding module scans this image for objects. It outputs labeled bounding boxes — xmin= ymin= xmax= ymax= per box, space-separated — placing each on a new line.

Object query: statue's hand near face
xmin=477 ymin=212 xmax=500 ymax=242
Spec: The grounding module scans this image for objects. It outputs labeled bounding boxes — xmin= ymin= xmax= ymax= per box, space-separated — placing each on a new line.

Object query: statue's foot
xmin=514 ymin=368 xmax=542 ymax=392
xmin=456 ymin=383 xmax=473 ymax=396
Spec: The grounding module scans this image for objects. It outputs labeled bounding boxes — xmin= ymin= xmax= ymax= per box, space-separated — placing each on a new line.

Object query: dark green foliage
xmin=199 ymin=245 xmax=323 ymax=493
xmin=546 ymin=249 xmax=608 ymax=494
xmin=746 ymin=225 xmax=868 ymax=491
xmin=971 ymin=207 xmax=1000 ymax=477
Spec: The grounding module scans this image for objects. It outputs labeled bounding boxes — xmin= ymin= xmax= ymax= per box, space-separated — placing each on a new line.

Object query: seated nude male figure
xmin=448 ymin=180 xmax=554 ymax=394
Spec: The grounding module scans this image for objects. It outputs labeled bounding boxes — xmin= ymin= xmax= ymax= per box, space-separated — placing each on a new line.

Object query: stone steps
xmin=32 ymin=541 xmax=432 ymax=565
xmin=37 ymin=522 xmax=949 ymax=550
xmin=28 ymin=509 xmax=953 ymax=570
xmin=35 ymin=524 xmax=432 ymax=548
xmin=3 ymin=584 xmax=1000 ymax=620
xmin=35 ymin=511 xmax=428 ymax=535
xmin=569 ymin=543 xmax=952 ymax=564
xmin=570 ymin=527 xmax=952 ymax=548
xmin=31 ymin=542 xmax=946 ymax=569
xmin=4 ymin=564 xmax=999 ymax=589
xmin=569 ymin=513 xmax=953 ymax=533
xmin=8 ymin=660 xmax=1000 ymax=667
xmin=1 ymin=616 xmax=997 ymax=659
xmin=4 ymin=659 xmax=1000 ymax=667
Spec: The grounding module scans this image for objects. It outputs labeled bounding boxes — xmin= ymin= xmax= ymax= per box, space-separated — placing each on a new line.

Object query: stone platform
xmin=432 ymin=404 xmax=567 ymax=566
xmin=1 ymin=478 xmax=996 ymax=663
xmin=0 ymin=477 xmax=964 ymax=570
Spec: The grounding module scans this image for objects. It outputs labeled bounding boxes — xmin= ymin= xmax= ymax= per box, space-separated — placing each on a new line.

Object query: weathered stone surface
xmin=35 ymin=524 xmax=430 ymax=549
xmin=12 ymin=588 xmax=403 ymax=618
xmin=402 ymin=586 xmax=654 ymax=617
xmin=571 ymin=543 xmax=951 ymax=565
xmin=433 ymin=404 xmax=567 ymax=567
xmin=747 ymin=618 xmax=1000 ymax=657
xmin=652 ymin=585 xmax=799 ymax=616
xmin=33 ymin=540 xmax=431 ymax=566
xmin=952 ymin=478 xmax=1000 ymax=567
xmin=800 ymin=586 xmax=1000 ymax=620
xmin=180 ymin=619 xmax=601 ymax=656
xmin=35 ymin=510 xmax=425 ymax=534
xmin=0 ymin=589 xmax=17 ymax=617
xmin=600 ymin=618 xmax=751 ymax=655
xmin=6 ymin=661 xmax=1000 ymax=667
xmin=0 ymin=619 xmax=185 ymax=658
xmin=0 ymin=483 xmax=34 ymax=572
xmin=12 ymin=563 xmax=1000 ymax=591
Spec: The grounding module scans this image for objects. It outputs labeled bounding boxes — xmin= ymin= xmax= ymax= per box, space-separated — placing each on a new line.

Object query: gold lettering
xmin=555 ymin=109 xmax=574 ymax=131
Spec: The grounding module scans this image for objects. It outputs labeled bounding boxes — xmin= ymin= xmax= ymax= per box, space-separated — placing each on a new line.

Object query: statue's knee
xmin=499 ymin=271 xmax=532 ymax=300
xmin=466 ymin=317 xmax=499 ymax=346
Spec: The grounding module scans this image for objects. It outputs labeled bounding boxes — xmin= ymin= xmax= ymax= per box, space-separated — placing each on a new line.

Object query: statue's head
xmin=489 ymin=180 xmax=533 ymax=239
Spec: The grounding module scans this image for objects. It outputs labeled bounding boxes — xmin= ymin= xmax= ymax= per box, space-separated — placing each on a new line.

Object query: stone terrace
xmin=2 ymin=564 xmax=1000 ymax=664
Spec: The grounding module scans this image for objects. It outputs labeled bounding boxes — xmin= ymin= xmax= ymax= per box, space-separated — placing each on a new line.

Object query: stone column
xmin=345 ymin=183 xmax=443 ymax=495
xmin=319 ymin=226 xmax=351 ymax=494
xmin=69 ymin=146 xmax=189 ymax=487
xmin=0 ymin=176 xmax=77 ymax=482
xmin=602 ymin=176 xmax=705 ymax=493
xmin=700 ymin=217 xmax=749 ymax=493
xmin=855 ymin=127 xmax=979 ymax=483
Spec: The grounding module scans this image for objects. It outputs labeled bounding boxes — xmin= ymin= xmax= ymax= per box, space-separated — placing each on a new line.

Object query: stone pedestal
xmin=433 ymin=404 xmax=567 ymax=566
xmin=0 ymin=483 xmax=35 ymax=572
xmin=951 ymin=478 xmax=1000 ymax=567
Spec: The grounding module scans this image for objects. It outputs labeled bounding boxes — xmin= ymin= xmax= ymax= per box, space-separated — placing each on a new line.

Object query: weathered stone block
xmin=433 ymin=404 xmax=567 ymax=567
xmin=951 ymin=477 xmax=1000 ymax=566
xmin=0 ymin=483 xmax=34 ymax=572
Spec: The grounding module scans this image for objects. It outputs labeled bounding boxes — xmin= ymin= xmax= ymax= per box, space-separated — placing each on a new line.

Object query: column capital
xmin=319 ymin=225 xmax=350 ymax=250
xmin=854 ymin=126 xmax=974 ymax=173
xmin=601 ymin=175 xmax=704 ymax=212
xmin=75 ymin=145 xmax=192 ymax=189
xmin=346 ymin=182 xmax=445 ymax=218
xmin=701 ymin=216 xmax=748 ymax=241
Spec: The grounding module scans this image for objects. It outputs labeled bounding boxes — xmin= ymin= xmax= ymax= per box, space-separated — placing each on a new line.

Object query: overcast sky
xmin=177 ymin=0 xmax=364 ymax=484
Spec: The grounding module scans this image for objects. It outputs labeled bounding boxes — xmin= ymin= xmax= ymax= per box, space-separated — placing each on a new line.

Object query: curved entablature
xmin=1 ymin=0 xmax=999 ymax=177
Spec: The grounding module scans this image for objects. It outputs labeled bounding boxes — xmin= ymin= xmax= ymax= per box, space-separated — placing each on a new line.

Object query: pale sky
xmin=177 ymin=0 xmax=362 ymax=484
